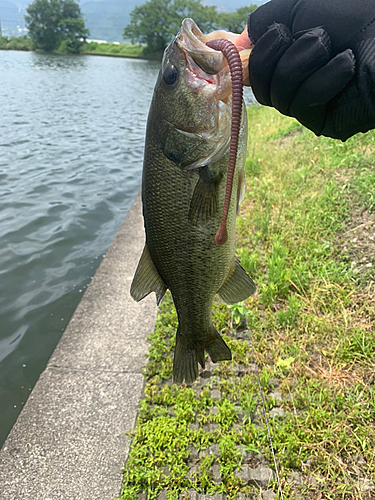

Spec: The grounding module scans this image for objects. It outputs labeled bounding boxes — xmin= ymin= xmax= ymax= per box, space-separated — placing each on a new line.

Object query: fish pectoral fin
xmin=217 ymin=257 xmax=256 ymax=305
xmin=188 ymin=166 xmax=222 ymax=225
xmin=130 ymin=244 xmax=167 ymax=305
xmin=205 ymin=328 xmax=232 ymax=363
xmin=173 ymin=327 xmax=205 ymax=385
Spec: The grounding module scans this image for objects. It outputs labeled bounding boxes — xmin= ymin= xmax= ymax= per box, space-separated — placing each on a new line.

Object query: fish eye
xmin=162 ymin=65 xmax=178 ymax=86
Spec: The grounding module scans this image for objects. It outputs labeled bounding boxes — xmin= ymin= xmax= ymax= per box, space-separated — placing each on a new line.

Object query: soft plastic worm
xmin=205 ymin=38 xmax=243 ymax=246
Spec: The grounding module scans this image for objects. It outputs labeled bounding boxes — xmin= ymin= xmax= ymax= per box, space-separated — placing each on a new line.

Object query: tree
xmin=123 ymin=0 xmax=219 ymax=54
xmin=218 ymin=5 xmax=258 ymax=34
xmin=25 ymin=0 xmax=89 ymax=53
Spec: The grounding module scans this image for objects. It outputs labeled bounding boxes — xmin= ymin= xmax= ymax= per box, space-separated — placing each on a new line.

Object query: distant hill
xmin=0 ymin=0 xmax=267 ymax=42
xmin=80 ymin=0 xmax=139 ymax=42
xmin=80 ymin=0 xmax=267 ymax=43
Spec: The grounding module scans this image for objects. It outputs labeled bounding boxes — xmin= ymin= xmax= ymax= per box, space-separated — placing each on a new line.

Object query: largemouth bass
xmin=131 ymin=18 xmax=255 ymax=384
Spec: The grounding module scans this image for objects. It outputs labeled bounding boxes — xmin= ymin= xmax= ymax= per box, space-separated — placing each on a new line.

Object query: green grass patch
xmin=81 ymin=41 xmax=145 ymax=58
xmin=120 ymin=105 xmax=375 ymax=500
xmin=349 ymin=166 xmax=375 ymax=212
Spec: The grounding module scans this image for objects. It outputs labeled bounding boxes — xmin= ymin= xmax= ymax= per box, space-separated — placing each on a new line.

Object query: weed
xmin=277 ymin=294 xmax=302 ymax=327
xmin=349 ymin=166 xmax=375 ymax=212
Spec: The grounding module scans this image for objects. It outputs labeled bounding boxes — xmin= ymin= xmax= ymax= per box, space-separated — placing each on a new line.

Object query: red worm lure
xmin=205 ymin=38 xmax=243 ymax=246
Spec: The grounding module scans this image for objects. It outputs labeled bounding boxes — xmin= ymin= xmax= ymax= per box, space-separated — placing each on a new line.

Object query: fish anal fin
xmin=217 ymin=257 xmax=256 ymax=305
xmin=188 ymin=166 xmax=222 ymax=226
xmin=130 ymin=244 xmax=167 ymax=305
xmin=205 ymin=328 xmax=232 ymax=363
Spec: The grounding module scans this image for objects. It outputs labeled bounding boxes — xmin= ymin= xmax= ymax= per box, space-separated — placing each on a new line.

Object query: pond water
xmin=0 ymin=50 xmax=160 ymax=446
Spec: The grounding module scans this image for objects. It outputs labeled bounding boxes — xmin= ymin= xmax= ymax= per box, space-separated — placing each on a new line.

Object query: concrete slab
xmin=0 ymin=367 xmax=144 ymax=500
xmin=0 ymin=192 xmax=158 ymax=499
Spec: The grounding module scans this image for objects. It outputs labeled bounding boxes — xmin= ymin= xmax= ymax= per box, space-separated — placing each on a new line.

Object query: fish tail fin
xmin=204 ymin=327 xmax=232 ymax=363
xmin=172 ymin=326 xmax=232 ymax=385
xmin=173 ymin=327 xmax=205 ymax=385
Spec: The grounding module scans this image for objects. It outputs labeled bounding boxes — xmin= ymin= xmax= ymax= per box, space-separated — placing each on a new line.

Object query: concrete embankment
xmin=0 ymin=193 xmax=157 ymax=499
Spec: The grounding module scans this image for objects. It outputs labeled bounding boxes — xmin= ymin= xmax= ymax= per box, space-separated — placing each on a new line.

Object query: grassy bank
xmin=81 ymin=41 xmax=147 ymax=58
xmin=0 ymin=37 xmax=161 ymax=59
xmin=120 ymin=105 xmax=375 ymax=500
xmin=0 ymin=36 xmax=33 ymax=51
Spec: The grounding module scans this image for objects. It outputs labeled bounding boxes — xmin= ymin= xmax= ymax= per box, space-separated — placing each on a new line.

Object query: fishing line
xmin=243 ymin=309 xmax=284 ymax=499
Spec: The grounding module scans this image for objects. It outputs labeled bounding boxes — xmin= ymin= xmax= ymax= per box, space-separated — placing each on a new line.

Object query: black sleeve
xmin=247 ymin=0 xmax=375 ymax=140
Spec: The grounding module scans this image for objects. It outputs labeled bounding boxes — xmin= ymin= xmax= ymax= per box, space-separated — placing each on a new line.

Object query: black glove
xmin=248 ymin=0 xmax=375 ymax=141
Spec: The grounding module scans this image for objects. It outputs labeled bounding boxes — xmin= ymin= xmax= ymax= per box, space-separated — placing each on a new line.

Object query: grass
xmin=81 ymin=41 xmax=151 ymax=59
xmin=120 ymin=105 xmax=375 ymax=500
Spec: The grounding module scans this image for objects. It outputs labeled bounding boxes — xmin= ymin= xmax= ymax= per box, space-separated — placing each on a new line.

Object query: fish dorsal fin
xmin=130 ymin=244 xmax=167 ymax=305
xmin=217 ymin=257 xmax=256 ymax=305
xmin=188 ymin=166 xmax=223 ymax=225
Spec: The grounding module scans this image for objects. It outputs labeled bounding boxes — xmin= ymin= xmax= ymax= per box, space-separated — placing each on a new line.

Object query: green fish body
xmin=131 ymin=19 xmax=255 ymax=384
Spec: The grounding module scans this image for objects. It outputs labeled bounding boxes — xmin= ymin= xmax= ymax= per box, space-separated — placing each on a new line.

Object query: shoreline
xmin=0 ymin=46 xmax=161 ymax=61
xmin=0 ymin=40 xmax=161 ymax=61
xmin=81 ymin=51 xmax=161 ymax=61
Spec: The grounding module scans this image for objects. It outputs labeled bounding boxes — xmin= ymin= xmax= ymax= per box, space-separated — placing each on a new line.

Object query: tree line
xmin=25 ymin=0 xmax=89 ymax=53
xmin=24 ymin=0 xmax=257 ymax=54
xmin=123 ymin=0 xmax=257 ymax=55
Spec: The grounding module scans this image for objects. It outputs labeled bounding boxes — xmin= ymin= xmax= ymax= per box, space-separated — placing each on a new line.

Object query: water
xmin=0 ymin=50 xmax=256 ymax=448
xmin=0 ymin=51 xmax=160 ymax=447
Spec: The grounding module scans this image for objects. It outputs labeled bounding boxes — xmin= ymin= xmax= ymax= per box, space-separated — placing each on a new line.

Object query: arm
xmin=238 ymin=0 xmax=375 ymax=141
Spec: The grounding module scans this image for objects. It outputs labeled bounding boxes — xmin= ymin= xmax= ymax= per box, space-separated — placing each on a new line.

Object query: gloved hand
xmin=247 ymin=0 xmax=375 ymax=141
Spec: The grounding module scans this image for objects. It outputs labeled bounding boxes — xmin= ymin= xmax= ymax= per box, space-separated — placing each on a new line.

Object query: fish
xmin=131 ymin=18 xmax=255 ymax=384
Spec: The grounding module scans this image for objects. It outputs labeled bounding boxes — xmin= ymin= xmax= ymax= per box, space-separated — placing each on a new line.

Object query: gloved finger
xmin=249 ymin=23 xmax=292 ymax=106
xmin=292 ymin=49 xmax=355 ymax=109
xmin=270 ymin=27 xmax=332 ymax=115
xmin=324 ymin=84 xmax=371 ymax=141
xmin=248 ymin=0 xmax=296 ymax=43
xmin=289 ymin=49 xmax=356 ymax=134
